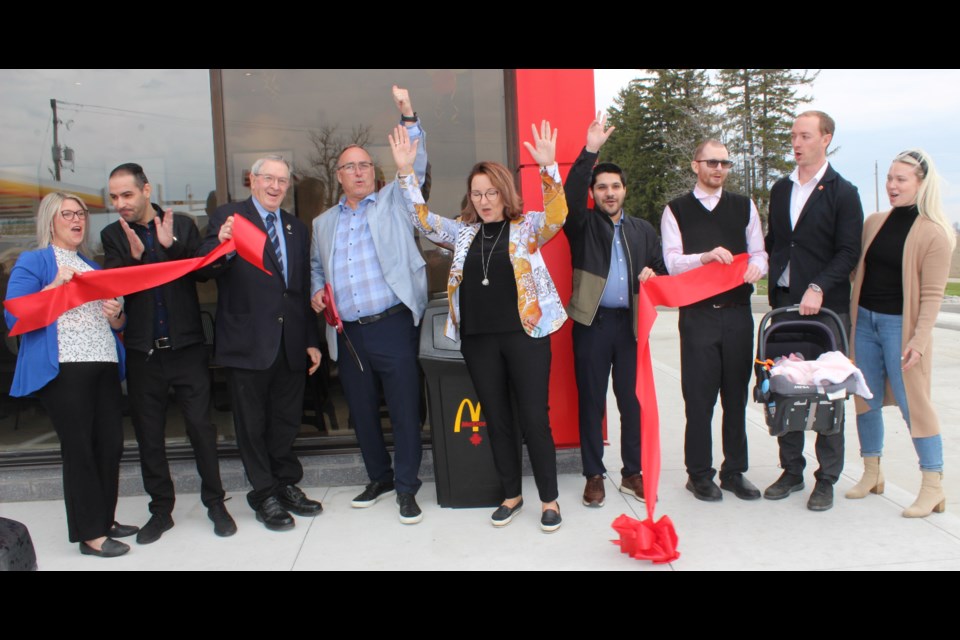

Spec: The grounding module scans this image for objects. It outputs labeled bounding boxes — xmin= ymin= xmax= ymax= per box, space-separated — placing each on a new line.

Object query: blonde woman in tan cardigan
xmin=847 ymin=150 xmax=955 ymax=517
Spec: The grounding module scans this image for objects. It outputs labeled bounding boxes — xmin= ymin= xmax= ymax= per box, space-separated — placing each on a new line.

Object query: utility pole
xmin=50 ymin=98 xmax=61 ymax=181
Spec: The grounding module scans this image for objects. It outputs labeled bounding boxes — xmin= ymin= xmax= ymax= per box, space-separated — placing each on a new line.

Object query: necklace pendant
xmin=482 ymin=278 xmax=490 ymax=286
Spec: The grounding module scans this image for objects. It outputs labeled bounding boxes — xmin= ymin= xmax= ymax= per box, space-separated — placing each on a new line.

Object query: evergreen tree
xmin=602 ymin=69 xmax=719 ymax=227
xmin=716 ymin=69 xmax=817 ymax=220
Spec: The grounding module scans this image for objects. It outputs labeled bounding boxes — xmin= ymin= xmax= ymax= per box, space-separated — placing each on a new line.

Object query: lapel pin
xmin=818 ymin=185 xmax=824 ymax=191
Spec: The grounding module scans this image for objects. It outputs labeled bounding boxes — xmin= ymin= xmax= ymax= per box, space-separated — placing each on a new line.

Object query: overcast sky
xmin=594 ymin=69 xmax=960 ymax=225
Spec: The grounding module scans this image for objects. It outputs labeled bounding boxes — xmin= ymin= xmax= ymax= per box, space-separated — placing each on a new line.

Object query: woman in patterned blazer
xmin=392 ymin=122 xmax=569 ymax=532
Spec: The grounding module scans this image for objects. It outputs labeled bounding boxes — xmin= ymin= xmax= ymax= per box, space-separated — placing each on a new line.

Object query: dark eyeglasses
xmin=60 ymin=209 xmax=88 ymax=221
xmin=695 ymin=159 xmax=734 ymax=169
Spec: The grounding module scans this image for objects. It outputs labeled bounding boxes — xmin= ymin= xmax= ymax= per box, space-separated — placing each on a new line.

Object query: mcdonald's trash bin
xmin=419 ymin=299 xmax=502 ymax=508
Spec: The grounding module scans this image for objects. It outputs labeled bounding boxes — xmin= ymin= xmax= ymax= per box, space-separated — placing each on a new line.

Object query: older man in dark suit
xmin=764 ymin=110 xmax=863 ymax=512
xmin=198 ymin=155 xmax=322 ymax=531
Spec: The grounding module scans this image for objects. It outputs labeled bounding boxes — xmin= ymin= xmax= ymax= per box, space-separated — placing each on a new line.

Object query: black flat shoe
xmin=490 ymin=499 xmax=523 ymax=527
xmin=79 ymin=538 xmax=130 ymax=558
xmin=108 ymin=521 xmax=140 ymax=538
xmin=540 ymin=508 xmax=562 ymax=533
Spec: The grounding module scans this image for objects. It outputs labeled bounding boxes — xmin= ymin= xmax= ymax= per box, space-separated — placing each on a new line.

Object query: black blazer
xmin=101 ymin=206 xmax=206 ymax=353
xmin=765 ymin=164 xmax=863 ymax=313
xmin=198 ymin=198 xmax=319 ymax=371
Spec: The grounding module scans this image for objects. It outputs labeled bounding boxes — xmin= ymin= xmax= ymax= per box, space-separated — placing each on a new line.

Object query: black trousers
xmin=573 ymin=308 xmax=640 ymax=477
xmin=460 ymin=330 xmax=558 ymax=503
xmin=126 ymin=344 xmax=225 ymax=515
xmin=226 ymin=342 xmax=304 ymax=509
xmin=770 ymin=288 xmax=848 ymax=483
xmin=338 ymin=311 xmax=423 ymax=495
xmin=679 ymin=305 xmax=753 ymax=482
xmin=38 ymin=362 xmax=123 ymax=543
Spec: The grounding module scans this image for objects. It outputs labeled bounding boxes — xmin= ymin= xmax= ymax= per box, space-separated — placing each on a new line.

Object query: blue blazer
xmin=4 ymin=246 xmax=126 ymax=397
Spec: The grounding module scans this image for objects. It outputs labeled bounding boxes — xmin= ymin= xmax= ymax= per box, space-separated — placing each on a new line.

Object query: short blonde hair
xmin=36 ymin=192 xmax=91 ymax=255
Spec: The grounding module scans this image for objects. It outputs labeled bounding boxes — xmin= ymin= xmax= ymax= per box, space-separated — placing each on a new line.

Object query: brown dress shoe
xmin=619 ymin=473 xmax=645 ymax=503
xmin=582 ymin=475 xmax=605 ymax=507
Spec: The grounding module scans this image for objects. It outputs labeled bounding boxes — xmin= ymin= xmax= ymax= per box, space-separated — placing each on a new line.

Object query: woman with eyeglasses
xmin=4 ymin=192 xmax=135 ymax=556
xmin=847 ymin=150 xmax=955 ymax=517
xmin=391 ymin=121 xmax=569 ymax=531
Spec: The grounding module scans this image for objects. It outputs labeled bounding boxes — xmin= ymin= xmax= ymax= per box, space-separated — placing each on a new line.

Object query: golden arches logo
xmin=454 ymin=398 xmax=486 ymax=446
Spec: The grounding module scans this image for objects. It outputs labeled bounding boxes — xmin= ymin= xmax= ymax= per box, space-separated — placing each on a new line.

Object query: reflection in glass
xmin=0 ymin=69 xmax=217 ymax=454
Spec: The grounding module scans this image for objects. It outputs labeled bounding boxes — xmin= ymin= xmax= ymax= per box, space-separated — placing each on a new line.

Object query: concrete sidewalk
xmin=3 ymin=310 xmax=959 ymax=570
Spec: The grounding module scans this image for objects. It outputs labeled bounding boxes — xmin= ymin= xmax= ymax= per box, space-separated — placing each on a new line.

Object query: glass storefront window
xmin=0 ymin=69 xmax=217 ymax=456
xmin=0 ymin=69 xmax=511 ymax=460
xmin=219 ymin=69 xmax=509 ymax=443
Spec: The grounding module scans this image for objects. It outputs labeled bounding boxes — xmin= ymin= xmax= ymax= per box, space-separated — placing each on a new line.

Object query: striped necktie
xmin=265 ymin=212 xmax=284 ymax=277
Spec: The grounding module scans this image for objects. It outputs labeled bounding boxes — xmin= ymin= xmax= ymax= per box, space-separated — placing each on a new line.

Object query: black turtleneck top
xmin=858 ymin=205 xmax=919 ymax=315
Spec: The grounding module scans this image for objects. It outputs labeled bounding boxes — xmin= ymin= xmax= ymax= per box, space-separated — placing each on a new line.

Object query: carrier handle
xmin=755 ymin=305 xmax=849 ymax=357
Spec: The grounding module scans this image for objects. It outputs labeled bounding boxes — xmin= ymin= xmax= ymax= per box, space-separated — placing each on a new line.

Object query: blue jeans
xmin=855 ymin=307 xmax=943 ymax=471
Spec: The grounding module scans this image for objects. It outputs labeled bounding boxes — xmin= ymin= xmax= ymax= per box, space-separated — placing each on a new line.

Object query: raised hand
xmin=119 ymin=218 xmax=145 ymax=260
xmin=388 ymin=125 xmax=419 ymax=174
xmin=393 ymin=85 xmax=414 ymax=118
xmin=522 ymin=120 xmax=557 ymax=167
xmin=586 ymin=111 xmax=615 ymax=153
xmin=156 ymin=209 xmax=176 ymax=248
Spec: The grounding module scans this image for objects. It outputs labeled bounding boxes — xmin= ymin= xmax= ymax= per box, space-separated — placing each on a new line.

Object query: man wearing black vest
xmin=564 ymin=113 xmax=667 ymax=508
xmin=764 ymin=111 xmax=863 ymax=511
xmin=661 ymin=140 xmax=767 ymax=502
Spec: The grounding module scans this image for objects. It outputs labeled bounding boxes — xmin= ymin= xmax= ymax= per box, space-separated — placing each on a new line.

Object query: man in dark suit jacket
xmin=764 ymin=111 xmax=864 ymax=512
xmin=198 ymin=155 xmax=322 ymax=531
xmin=102 ymin=163 xmax=236 ymax=544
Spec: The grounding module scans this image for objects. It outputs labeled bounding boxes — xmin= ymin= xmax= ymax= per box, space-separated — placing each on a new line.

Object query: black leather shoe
xmin=208 ymin=502 xmax=238 ymax=537
xmin=351 ymin=481 xmax=396 ymax=508
xmin=255 ymin=496 xmax=294 ymax=531
xmin=763 ymin=471 xmax=805 ymax=500
xmin=136 ymin=514 xmax=174 ymax=545
xmin=397 ymin=493 xmax=423 ymax=525
xmin=79 ymin=538 xmax=130 ymax=558
xmin=540 ymin=508 xmax=562 ymax=533
xmin=720 ymin=474 xmax=761 ymax=500
xmin=108 ymin=521 xmax=140 ymax=538
xmin=807 ymin=480 xmax=834 ymax=512
xmin=277 ymin=485 xmax=323 ymax=517
xmin=686 ymin=477 xmax=722 ymax=502
xmin=491 ymin=499 xmax=523 ymax=527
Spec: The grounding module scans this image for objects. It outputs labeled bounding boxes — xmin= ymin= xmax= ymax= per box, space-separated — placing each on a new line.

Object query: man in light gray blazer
xmin=310 ymin=86 xmax=428 ymax=524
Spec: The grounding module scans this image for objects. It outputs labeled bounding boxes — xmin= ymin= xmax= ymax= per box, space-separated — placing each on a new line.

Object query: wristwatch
xmin=808 ymin=283 xmax=823 ymax=294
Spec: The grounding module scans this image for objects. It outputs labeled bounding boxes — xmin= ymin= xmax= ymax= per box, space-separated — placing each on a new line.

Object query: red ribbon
xmin=4 ymin=214 xmax=271 ymax=337
xmin=612 ymin=253 xmax=749 ymax=564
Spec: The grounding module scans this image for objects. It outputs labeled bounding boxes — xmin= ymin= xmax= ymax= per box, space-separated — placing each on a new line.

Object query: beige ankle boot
xmin=845 ymin=457 xmax=884 ymax=499
xmin=902 ymin=471 xmax=946 ymax=518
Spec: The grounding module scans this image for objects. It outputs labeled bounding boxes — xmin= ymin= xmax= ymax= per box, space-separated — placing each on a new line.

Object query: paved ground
xmin=3 ymin=308 xmax=959 ymax=570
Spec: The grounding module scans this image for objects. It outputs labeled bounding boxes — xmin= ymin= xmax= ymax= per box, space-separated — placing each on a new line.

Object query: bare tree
xmin=302 ymin=123 xmax=373 ymax=211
